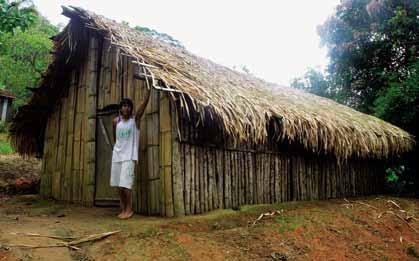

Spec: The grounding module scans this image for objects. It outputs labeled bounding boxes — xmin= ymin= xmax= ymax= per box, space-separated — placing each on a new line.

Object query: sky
xmin=32 ymin=0 xmax=339 ymax=86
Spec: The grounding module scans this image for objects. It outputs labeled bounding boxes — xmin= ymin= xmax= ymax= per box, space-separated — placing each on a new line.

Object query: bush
xmin=0 ymin=121 xmax=8 ymax=133
xmin=385 ymin=165 xmax=416 ymax=196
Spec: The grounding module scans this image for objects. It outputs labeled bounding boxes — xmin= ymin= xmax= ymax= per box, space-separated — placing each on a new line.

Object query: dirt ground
xmin=0 ymin=195 xmax=418 ymax=261
xmin=0 ymin=154 xmax=40 ymax=194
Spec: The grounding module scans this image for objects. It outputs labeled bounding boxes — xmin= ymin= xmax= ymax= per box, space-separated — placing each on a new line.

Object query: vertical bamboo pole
xmin=247 ymin=152 xmax=254 ymax=205
xmin=40 ymin=114 xmax=52 ymax=198
xmin=184 ymin=143 xmax=191 ymax=215
xmin=203 ymin=147 xmax=208 ymax=212
xmin=190 ymin=145 xmax=196 ymax=214
xmin=224 ymin=150 xmax=231 ymax=208
xmin=52 ymin=104 xmax=62 ymax=199
xmin=170 ymin=100 xmax=185 ymax=217
xmin=209 ymin=148 xmax=216 ymax=210
xmin=58 ymin=94 xmax=69 ymax=201
xmin=83 ymin=36 xmax=99 ymax=206
xmin=197 ymin=146 xmax=203 ymax=213
xmin=216 ymin=149 xmax=224 ymax=209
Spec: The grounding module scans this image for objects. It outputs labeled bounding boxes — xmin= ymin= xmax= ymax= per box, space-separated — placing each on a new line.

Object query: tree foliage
xmin=294 ymin=0 xmax=419 ymax=193
xmin=291 ymin=68 xmax=336 ymax=100
xmin=0 ymin=0 xmax=36 ymax=34
xmin=0 ymin=13 xmax=58 ymax=108
xmin=317 ymin=0 xmax=418 ymax=114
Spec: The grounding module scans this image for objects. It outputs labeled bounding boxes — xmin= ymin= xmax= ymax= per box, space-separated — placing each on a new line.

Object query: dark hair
xmin=119 ymin=98 xmax=134 ymax=113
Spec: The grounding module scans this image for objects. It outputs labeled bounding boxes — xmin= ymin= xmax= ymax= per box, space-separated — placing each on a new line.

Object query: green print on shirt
xmin=117 ymin=128 xmax=132 ymax=139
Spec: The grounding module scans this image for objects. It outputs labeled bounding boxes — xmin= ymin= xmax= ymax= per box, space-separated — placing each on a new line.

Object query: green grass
xmin=0 ymin=132 xmax=13 ymax=154
xmin=276 ymin=214 xmax=306 ymax=233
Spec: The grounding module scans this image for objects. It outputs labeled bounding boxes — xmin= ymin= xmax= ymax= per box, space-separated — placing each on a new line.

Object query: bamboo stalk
xmin=184 ymin=143 xmax=191 ymax=215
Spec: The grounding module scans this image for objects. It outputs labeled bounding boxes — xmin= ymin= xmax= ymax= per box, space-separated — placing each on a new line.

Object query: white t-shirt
xmin=112 ymin=117 xmax=139 ymax=162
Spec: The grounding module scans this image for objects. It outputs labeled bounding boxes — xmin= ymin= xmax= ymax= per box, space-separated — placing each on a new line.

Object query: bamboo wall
xmin=171 ymin=117 xmax=385 ymax=215
xmin=40 ymin=36 xmax=175 ymax=215
xmin=40 ymin=34 xmax=385 ymax=217
xmin=40 ymin=36 xmax=98 ymax=205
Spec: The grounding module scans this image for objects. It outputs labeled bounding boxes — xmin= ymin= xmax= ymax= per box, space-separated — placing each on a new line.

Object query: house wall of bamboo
xmin=40 ymin=36 xmax=99 ymax=205
xmin=170 ymin=115 xmax=385 ymax=215
xmin=39 ymin=34 xmax=385 ymax=217
xmin=40 ymin=36 xmax=177 ymax=216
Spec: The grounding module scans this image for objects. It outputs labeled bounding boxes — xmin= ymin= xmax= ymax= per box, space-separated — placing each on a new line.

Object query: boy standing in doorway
xmin=111 ymin=88 xmax=151 ymax=219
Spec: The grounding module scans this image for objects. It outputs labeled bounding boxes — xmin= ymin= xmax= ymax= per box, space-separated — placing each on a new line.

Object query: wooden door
xmin=95 ymin=108 xmax=119 ymax=206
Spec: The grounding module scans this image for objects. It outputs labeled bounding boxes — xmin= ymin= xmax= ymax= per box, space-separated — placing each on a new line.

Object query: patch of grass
xmin=276 ymin=215 xmax=306 ymax=233
xmin=240 ymin=201 xmax=302 ymax=214
xmin=0 ymin=139 xmax=13 ymax=154
xmin=133 ymin=226 xmax=160 ymax=239
xmin=0 ymin=132 xmax=13 ymax=154
xmin=53 ymin=227 xmax=75 ymax=239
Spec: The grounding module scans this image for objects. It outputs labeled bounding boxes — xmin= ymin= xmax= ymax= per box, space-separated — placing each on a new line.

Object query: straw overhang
xmin=9 ymin=6 xmax=415 ymax=159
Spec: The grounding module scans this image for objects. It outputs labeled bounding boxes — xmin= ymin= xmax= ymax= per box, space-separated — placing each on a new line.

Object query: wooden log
xmin=199 ymin=146 xmax=205 ymax=213
xmin=52 ymin=104 xmax=63 ymax=199
xmin=274 ymin=155 xmax=279 ymax=203
xmin=191 ymin=145 xmax=196 ymax=214
xmin=209 ymin=148 xmax=216 ymax=210
xmin=72 ymin=79 xmax=82 ymax=203
xmin=281 ymin=155 xmax=286 ymax=202
xmin=203 ymin=147 xmax=208 ymax=212
xmin=242 ymin=151 xmax=246 ymax=205
xmin=218 ymin=149 xmax=225 ymax=209
xmin=235 ymin=151 xmax=240 ymax=207
xmin=305 ymin=157 xmax=311 ymax=201
xmin=40 ymin=115 xmax=51 ymax=198
xmin=170 ymin=101 xmax=185 ymax=217
xmin=236 ymin=151 xmax=241 ymax=206
xmin=64 ymin=74 xmax=77 ymax=201
xmin=58 ymin=94 xmax=68 ymax=201
xmin=243 ymin=151 xmax=248 ymax=204
xmin=257 ymin=153 xmax=262 ymax=204
xmin=270 ymin=154 xmax=275 ymax=203
xmin=264 ymin=153 xmax=271 ymax=204
xmin=184 ymin=143 xmax=191 ymax=215
xmin=232 ymin=151 xmax=238 ymax=209
xmin=195 ymin=146 xmax=201 ymax=214
xmin=83 ymin=37 xmax=99 ymax=206
xmin=302 ymin=157 xmax=306 ymax=200
xmin=224 ymin=150 xmax=231 ymax=208
xmin=260 ymin=153 xmax=265 ymax=203
xmin=247 ymin=152 xmax=254 ymax=205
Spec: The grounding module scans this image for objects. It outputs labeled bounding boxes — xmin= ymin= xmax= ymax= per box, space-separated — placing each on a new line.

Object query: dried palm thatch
xmin=9 ymin=6 xmax=414 ymax=160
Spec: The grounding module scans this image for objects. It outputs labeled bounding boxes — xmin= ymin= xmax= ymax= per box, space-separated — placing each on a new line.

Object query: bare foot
xmin=120 ymin=211 xmax=134 ymax=220
xmin=117 ymin=212 xmax=124 ymax=219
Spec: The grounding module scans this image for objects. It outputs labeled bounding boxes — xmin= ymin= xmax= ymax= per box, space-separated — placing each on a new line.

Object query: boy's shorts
xmin=110 ymin=160 xmax=135 ymax=189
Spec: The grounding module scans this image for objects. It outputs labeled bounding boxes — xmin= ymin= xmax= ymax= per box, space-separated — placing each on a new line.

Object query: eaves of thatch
xmin=9 ymin=6 xmax=414 ymax=159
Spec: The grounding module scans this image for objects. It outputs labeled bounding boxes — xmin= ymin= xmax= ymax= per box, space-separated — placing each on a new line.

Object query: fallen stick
xmin=10 ymin=232 xmax=77 ymax=240
xmin=387 ymin=200 xmax=401 ymax=209
xmin=4 ymin=243 xmax=81 ymax=251
xmin=66 ymin=230 xmax=121 ymax=245
xmin=251 ymin=210 xmax=283 ymax=226
xmin=344 ymin=199 xmax=379 ymax=210
xmin=355 ymin=201 xmax=379 ymax=210
xmin=392 ymin=212 xmax=418 ymax=233
xmin=377 ymin=211 xmax=417 ymax=233
xmin=5 ymin=230 xmax=121 ymax=250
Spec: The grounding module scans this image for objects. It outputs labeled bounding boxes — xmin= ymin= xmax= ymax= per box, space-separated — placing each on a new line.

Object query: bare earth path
xmin=0 ymin=194 xmax=418 ymax=260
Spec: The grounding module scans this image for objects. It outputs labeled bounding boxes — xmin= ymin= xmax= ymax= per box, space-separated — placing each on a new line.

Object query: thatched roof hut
xmin=9 ymin=7 xmax=414 ymax=216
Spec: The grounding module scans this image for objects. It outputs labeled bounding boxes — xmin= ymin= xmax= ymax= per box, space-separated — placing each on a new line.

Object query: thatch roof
xmin=10 ymin=6 xmax=414 ymax=159
xmin=0 ymin=89 xmax=16 ymax=99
